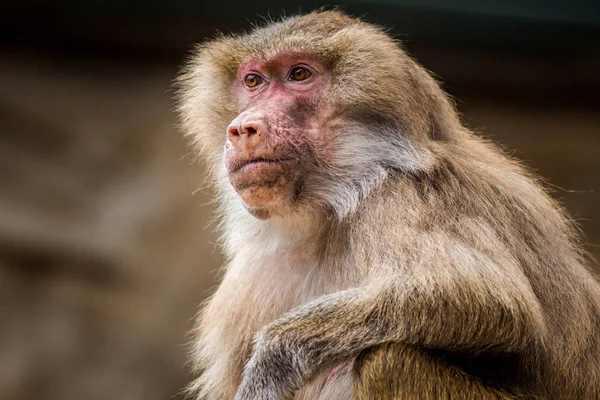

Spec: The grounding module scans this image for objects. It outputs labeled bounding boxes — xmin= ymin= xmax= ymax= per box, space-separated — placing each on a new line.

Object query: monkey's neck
xmin=221 ymin=204 xmax=332 ymax=260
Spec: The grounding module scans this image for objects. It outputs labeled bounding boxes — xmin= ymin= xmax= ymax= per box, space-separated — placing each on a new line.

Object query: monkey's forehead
xmin=241 ymin=11 xmax=359 ymax=60
xmin=206 ymin=10 xmax=389 ymax=71
xmin=254 ymin=10 xmax=358 ymax=42
xmin=191 ymin=9 xmax=408 ymax=101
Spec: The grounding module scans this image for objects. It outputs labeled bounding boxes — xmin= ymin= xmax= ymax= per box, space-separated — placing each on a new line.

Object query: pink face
xmin=225 ymin=52 xmax=330 ymax=218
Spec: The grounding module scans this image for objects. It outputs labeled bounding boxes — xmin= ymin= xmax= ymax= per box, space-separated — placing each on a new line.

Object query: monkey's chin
xmin=237 ymin=185 xmax=296 ymax=220
xmin=229 ymin=162 xmax=301 ymax=219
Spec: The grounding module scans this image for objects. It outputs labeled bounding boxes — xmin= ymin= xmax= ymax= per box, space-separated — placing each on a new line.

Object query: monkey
xmin=177 ymin=10 xmax=600 ymax=400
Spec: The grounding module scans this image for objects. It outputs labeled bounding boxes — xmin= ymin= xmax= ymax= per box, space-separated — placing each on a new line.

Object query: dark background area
xmin=0 ymin=1 xmax=599 ymax=399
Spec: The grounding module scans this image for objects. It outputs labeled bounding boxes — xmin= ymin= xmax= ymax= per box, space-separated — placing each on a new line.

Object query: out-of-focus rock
xmin=0 ymin=53 xmax=222 ymax=400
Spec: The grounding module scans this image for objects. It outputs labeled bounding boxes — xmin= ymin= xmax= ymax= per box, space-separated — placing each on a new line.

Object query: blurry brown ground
xmin=0 ymin=3 xmax=599 ymax=400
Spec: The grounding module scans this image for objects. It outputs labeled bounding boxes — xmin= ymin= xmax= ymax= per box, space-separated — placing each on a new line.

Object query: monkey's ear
xmin=175 ymin=38 xmax=242 ymax=165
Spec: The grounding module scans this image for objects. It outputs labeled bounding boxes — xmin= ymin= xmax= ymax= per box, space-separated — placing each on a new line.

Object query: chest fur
xmin=210 ymin=248 xmax=346 ymax=346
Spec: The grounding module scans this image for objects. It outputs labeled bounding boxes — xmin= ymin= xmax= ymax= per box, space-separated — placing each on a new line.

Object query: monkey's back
xmin=347 ymin=135 xmax=600 ymax=398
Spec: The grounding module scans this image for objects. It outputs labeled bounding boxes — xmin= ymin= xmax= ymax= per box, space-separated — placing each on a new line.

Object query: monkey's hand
xmin=233 ymin=325 xmax=308 ymax=400
xmin=233 ymin=288 xmax=381 ymax=400
xmin=233 ymin=334 xmax=296 ymax=400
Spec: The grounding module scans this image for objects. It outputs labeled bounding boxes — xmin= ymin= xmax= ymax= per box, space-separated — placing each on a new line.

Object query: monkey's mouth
xmin=228 ymin=157 xmax=294 ymax=173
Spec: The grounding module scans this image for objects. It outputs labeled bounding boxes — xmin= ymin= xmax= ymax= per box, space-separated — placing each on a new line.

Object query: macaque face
xmin=225 ymin=52 xmax=330 ymax=218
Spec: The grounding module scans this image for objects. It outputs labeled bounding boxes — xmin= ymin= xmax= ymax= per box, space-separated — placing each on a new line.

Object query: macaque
xmin=177 ymin=10 xmax=600 ymax=400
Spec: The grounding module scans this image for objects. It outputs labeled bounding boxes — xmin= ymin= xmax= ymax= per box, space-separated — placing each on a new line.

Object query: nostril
xmin=227 ymin=119 xmax=263 ymax=140
xmin=227 ymin=126 xmax=240 ymax=138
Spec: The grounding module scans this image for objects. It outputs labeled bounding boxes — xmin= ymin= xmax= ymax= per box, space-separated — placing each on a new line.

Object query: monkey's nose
xmin=227 ymin=119 xmax=265 ymax=149
xmin=227 ymin=124 xmax=257 ymax=138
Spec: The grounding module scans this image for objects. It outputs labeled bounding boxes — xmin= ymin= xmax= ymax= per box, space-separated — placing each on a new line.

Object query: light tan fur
xmin=177 ymin=10 xmax=600 ymax=400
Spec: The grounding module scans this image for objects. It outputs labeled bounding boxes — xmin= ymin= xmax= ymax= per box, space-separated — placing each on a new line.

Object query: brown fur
xmin=353 ymin=343 xmax=515 ymax=399
xmin=177 ymin=10 xmax=600 ymax=400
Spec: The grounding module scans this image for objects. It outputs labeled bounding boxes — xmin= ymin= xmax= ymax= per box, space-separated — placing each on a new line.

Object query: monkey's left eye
xmin=289 ymin=67 xmax=312 ymax=81
xmin=244 ymin=74 xmax=263 ymax=88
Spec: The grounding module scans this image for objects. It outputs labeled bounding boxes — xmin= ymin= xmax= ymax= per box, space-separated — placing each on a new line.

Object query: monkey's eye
xmin=289 ymin=67 xmax=312 ymax=81
xmin=244 ymin=74 xmax=262 ymax=88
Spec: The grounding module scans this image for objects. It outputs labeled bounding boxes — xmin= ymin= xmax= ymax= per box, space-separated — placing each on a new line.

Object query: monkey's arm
xmin=234 ymin=242 xmax=546 ymax=400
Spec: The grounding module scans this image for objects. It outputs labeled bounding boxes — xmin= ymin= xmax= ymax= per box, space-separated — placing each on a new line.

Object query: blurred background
xmin=0 ymin=1 xmax=599 ymax=399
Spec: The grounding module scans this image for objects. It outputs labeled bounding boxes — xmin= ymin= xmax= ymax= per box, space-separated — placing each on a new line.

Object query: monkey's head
xmin=178 ymin=11 xmax=460 ymax=220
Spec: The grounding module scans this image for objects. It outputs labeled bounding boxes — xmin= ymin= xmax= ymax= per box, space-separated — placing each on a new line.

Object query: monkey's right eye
xmin=244 ymin=74 xmax=263 ymax=88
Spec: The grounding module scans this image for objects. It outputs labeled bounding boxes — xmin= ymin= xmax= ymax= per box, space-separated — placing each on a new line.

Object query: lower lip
xmin=240 ymin=161 xmax=281 ymax=171
xmin=240 ymin=160 xmax=287 ymax=173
